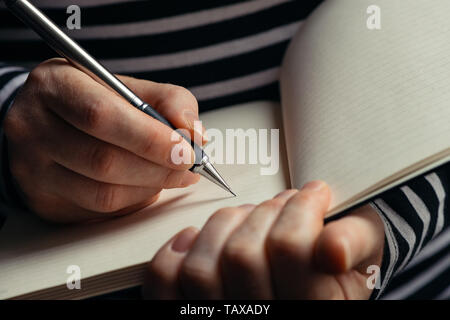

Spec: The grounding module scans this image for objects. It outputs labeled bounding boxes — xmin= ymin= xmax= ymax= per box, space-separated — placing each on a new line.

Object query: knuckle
xmin=94 ymin=183 xmax=121 ymax=213
xmin=222 ymin=239 xmax=259 ymax=271
xmin=209 ymin=207 xmax=240 ymax=223
xmin=292 ymin=191 xmax=316 ymax=205
xmin=28 ymin=65 xmax=47 ymax=86
xmin=166 ymin=85 xmax=189 ymax=100
xmin=267 ymin=231 xmax=301 ymax=260
xmin=58 ymin=65 xmax=76 ymax=85
xmin=258 ymin=198 xmax=285 ymax=210
xmin=28 ymin=58 xmax=63 ymax=87
xmin=41 ymin=57 xmax=65 ymax=67
xmin=81 ymin=99 xmax=104 ymax=131
xmin=165 ymin=85 xmax=198 ymax=109
xmin=179 ymin=259 xmax=215 ymax=289
xmin=89 ymin=145 xmax=116 ymax=178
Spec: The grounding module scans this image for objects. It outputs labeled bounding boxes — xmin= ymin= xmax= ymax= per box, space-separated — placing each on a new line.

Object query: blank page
xmin=280 ymin=0 xmax=450 ymax=212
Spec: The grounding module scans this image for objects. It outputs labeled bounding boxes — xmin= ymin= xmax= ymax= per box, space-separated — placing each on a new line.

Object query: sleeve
xmin=0 ymin=63 xmax=30 ymax=228
xmin=368 ymin=162 xmax=450 ymax=299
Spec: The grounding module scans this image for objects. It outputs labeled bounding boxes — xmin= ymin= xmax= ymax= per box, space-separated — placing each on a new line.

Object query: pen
xmin=4 ymin=0 xmax=235 ymax=196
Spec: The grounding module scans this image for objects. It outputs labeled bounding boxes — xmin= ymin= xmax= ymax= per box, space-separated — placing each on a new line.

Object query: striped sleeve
xmin=369 ymin=163 xmax=450 ymax=299
xmin=0 ymin=63 xmax=29 ymax=226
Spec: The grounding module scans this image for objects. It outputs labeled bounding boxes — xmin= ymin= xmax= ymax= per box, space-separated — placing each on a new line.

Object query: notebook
xmin=2 ymin=0 xmax=450 ymax=299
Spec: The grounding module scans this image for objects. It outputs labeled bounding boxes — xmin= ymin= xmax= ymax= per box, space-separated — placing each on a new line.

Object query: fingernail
xmin=301 ymin=180 xmax=326 ymax=191
xmin=172 ymin=227 xmax=198 ymax=253
xmin=274 ymin=189 xmax=298 ymax=200
xmin=183 ymin=110 xmax=198 ymax=131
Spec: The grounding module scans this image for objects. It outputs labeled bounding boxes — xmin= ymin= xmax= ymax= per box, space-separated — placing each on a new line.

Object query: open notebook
xmin=2 ymin=0 xmax=450 ymax=299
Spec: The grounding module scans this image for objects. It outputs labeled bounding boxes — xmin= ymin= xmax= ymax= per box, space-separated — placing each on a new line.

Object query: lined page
xmin=280 ymin=0 xmax=450 ymax=211
xmin=0 ymin=101 xmax=289 ymax=299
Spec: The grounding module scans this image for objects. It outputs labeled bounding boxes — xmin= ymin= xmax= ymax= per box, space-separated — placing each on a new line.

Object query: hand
xmin=4 ymin=58 xmax=206 ymax=223
xmin=144 ymin=181 xmax=385 ymax=299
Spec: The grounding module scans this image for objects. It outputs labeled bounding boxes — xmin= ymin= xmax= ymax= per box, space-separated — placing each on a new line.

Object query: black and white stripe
xmin=0 ymin=0 xmax=448 ymax=299
xmin=371 ymin=164 xmax=450 ymax=299
xmin=0 ymin=0 xmax=316 ymax=109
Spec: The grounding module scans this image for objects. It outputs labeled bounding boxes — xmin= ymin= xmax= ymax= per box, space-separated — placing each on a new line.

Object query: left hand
xmin=143 ymin=181 xmax=385 ymax=299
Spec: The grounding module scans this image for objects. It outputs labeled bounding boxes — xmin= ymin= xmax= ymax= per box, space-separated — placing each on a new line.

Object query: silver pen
xmin=4 ymin=0 xmax=235 ymax=196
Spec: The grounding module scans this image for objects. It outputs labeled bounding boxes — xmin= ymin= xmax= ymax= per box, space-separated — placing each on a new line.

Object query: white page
xmin=281 ymin=0 xmax=450 ymax=210
xmin=0 ymin=101 xmax=290 ymax=299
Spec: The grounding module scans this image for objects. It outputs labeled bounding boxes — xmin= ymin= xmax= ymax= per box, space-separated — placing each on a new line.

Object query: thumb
xmin=117 ymin=75 xmax=208 ymax=145
xmin=314 ymin=204 xmax=385 ymax=274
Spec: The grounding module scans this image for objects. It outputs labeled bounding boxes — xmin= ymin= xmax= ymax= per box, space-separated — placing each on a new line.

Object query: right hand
xmin=4 ymin=58 xmax=205 ymax=223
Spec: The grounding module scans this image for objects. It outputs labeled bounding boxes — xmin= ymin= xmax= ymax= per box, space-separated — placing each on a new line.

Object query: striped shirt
xmin=0 ymin=0 xmax=448 ymax=300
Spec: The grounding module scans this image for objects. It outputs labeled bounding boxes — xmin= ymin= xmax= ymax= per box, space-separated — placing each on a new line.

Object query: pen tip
xmin=196 ymin=160 xmax=236 ymax=197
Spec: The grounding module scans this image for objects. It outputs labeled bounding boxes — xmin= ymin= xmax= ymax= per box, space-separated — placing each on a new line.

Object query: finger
xmin=267 ymin=181 xmax=331 ymax=298
xmin=44 ymin=162 xmax=162 ymax=214
xmin=221 ymin=190 xmax=298 ymax=299
xmin=46 ymin=65 xmax=194 ymax=170
xmin=44 ymin=111 xmax=199 ymax=188
xmin=179 ymin=205 xmax=253 ymax=299
xmin=314 ymin=204 xmax=385 ymax=274
xmin=144 ymin=227 xmax=199 ymax=299
xmin=119 ymin=75 xmax=208 ymax=145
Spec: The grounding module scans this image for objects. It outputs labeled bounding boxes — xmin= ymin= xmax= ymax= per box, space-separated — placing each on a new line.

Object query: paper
xmin=281 ymin=0 xmax=450 ymax=212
